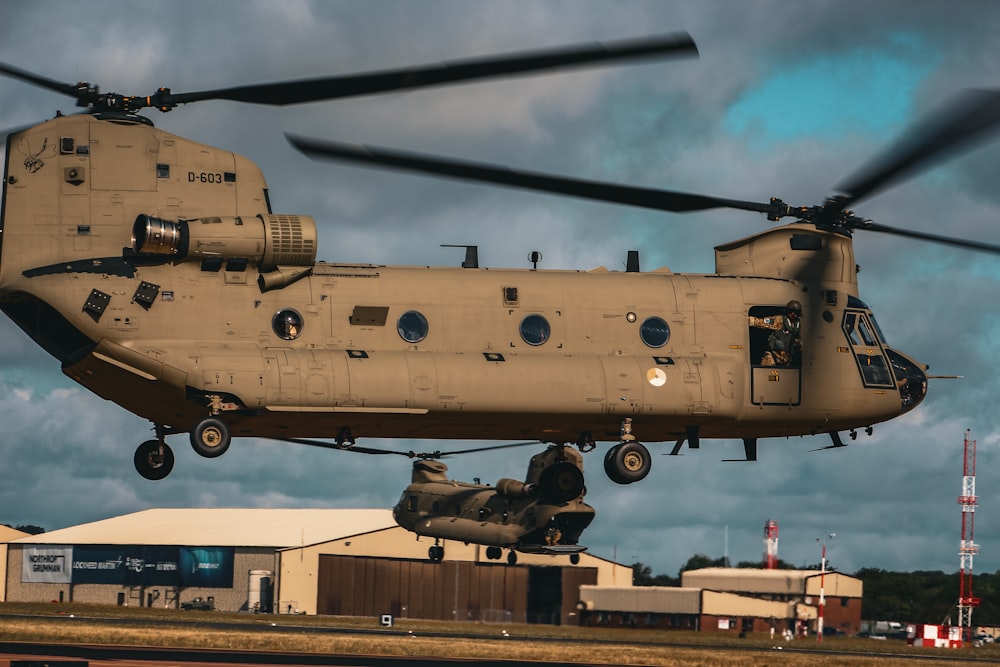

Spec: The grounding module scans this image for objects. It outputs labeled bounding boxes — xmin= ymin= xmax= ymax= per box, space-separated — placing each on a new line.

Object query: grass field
xmin=0 ymin=602 xmax=996 ymax=666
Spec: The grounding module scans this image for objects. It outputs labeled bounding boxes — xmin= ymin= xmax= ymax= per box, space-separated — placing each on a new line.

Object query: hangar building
xmin=579 ymin=567 xmax=862 ymax=635
xmin=4 ymin=508 xmax=629 ymax=624
xmin=1 ymin=524 xmax=30 ymax=602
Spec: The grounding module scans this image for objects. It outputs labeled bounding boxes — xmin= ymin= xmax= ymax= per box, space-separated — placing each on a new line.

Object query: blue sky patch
xmin=724 ymin=33 xmax=938 ymax=147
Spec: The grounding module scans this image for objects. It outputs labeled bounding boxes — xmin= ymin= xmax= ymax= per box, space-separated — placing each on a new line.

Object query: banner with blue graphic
xmin=23 ymin=545 xmax=233 ymax=587
xmin=179 ymin=547 xmax=234 ymax=587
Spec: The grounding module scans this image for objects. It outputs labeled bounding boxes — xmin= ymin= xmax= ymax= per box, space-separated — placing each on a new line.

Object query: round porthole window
xmin=639 ymin=316 xmax=670 ymax=348
xmin=273 ymin=308 xmax=303 ymax=340
xmin=520 ymin=314 xmax=551 ymax=346
xmin=397 ymin=310 xmax=429 ymax=343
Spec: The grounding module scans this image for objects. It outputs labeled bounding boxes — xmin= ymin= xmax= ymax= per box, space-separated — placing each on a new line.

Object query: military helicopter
xmin=3 ymin=34 xmax=1000 ymax=487
xmin=393 ymin=444 xmax=593 ymax=565
xmin=0 ymin=34 xmax=698 ymax=481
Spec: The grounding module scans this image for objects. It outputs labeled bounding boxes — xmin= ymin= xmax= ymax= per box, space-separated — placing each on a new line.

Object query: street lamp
xmin=817 ymin=531 xmax=836 ymax=642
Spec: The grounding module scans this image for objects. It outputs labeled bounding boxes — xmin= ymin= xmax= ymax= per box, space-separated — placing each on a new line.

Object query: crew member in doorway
xmin=749 ymin=300 xmax=802 ymax=366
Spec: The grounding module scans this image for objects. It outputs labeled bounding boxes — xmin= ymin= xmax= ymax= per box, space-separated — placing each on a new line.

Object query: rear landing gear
xmin=603 ymin=418 xmax=651 ymax=484
xmin=604 ymin=441 xmax=651 ymax=484
xmin=484 ymin=546 xmax=519 ymax=564
xmin=134 ymin=436 xmax=174 ymax=481
xmin=190 ymin=416 xmax=231 ymax=458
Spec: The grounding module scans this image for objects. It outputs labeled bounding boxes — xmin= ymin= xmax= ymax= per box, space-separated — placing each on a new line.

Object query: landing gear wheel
xmin=428 ymin=545 xmax=445 ymax=562
xmin=486 ymin=546 xmax=502 ymax=560
xmin=134 ymin=439 xmax=174 ymax=481
xmin=604 ymin=441 xmax=651 ymax=484
xmin=190 ymin=417 xmax=231 ymax=458
xmin=537 ymin=461 xmax=585 ymax=503
xmin=507 ymin=550 xmax=518 ymax=565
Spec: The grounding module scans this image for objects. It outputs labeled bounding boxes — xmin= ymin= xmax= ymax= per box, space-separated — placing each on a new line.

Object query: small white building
xmin=578 ymin=567 xmax=862 ymax=635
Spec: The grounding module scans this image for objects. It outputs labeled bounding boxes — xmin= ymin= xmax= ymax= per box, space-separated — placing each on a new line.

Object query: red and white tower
xmin=958 ymin=429 xmax=981 ymax=637
xmin=763 ymin=518 xmax=779 ymax=569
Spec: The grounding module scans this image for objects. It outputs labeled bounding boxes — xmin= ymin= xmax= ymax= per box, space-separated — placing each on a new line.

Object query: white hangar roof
xmin=13 ymin=508 xmax=397 ymax=548
xmin=1 ymin=525 xmax=30 ymax=542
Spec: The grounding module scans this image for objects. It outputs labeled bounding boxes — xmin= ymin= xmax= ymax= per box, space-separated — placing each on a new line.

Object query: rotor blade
xmin=171 ymin=33 xmax=698 ymax=106
xmin=0 ymin=61 xmax=81 ymax=97
xmin=287 ymin=135 xmax=776 ymax=215
xmin=837 ymin=88 xmax=1000 ymax=206
xmin=853 ymin=219 xmax=1000 ymax=254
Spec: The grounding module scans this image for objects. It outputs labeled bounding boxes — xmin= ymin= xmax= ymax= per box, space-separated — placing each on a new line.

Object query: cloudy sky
xmin=3 ymin=0 xmax=1000 ymax=580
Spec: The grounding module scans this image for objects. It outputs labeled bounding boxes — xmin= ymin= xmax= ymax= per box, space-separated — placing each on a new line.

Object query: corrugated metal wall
xmin=318 ymin=555 xmax=530 ymax=621
xmin=560 ymin=567 xmax=599 ymax=623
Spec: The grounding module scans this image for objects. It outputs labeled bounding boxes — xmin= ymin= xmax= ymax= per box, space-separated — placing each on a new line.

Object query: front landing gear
xmin=603 ymin=418 xmax=651 ymax=484
xmin=134 ymin=436 xmax=174 ymax=481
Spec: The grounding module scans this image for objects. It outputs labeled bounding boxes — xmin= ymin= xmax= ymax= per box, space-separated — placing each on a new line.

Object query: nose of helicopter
xmin=886 ymin=349 xmax=928 ymax=414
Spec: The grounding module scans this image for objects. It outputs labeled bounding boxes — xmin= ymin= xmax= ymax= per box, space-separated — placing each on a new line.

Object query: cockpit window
xmin=869 ymin=314 xmax=889 ymax=345
xmin=856 ymin=316 xmax=877 ymax=346
xmin=847 ymin=295 xmax=869 ymax=309
xmin=842 ymin=310 xmax=895 ymax=388
xmin=843 ymin=312 xmax=879 ymax=346
xmin=857 ymin=352 xmax=893 ymax=386
xmin=843 ymin=313 xmax=861 ymax=345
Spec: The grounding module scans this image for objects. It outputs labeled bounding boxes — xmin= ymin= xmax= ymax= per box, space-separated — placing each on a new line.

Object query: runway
xmin=0 ymin=642 xmax=607 ymax=667
xmin=4 ymin=611 xmax=1000 ymax=666
xmin=6 ymin=637 xmax=1000 ymax=667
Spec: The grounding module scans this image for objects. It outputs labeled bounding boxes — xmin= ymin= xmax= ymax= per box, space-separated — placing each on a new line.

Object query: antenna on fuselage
xmin=441 ymin=244 xmax=479 ymax=268
xmin=528 ymin=250 xmax=543 ymax=270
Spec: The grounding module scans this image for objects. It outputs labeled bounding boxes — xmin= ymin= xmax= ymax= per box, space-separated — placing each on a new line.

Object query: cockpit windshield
xmin=869 ymin=313 xmax=888 ymax=345
xmin=842 ymin=310 xmax=894 ymax=388
xmin=844 ymin=298 xmax=926 ymax=411
xmin=845 ymin=295 xmax=890 ymax=346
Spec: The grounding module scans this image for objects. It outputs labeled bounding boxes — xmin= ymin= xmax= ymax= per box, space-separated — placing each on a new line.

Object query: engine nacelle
xmin=132 ymin=213 xmax=317 ymax=271
xmin=496 ymin=478 xmax=536 ymax=499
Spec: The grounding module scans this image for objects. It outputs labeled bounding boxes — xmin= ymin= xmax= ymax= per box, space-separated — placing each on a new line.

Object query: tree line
xmin=633 ymin=555 xmax=1000 ymax=626
xmin=2 ymin=523 xmax=45 ymax=535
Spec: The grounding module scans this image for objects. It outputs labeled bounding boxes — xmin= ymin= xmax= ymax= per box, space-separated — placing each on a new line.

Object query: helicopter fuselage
xmin=1 ymin=115 xmax=927 ymax=476
xmin=393 ymin=446 xmax=594 ymax=560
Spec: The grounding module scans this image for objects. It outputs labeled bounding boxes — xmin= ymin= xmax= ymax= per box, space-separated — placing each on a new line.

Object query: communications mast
xmin=958 ymin=429 xmax=981 ymax=638
xmin=763 ymin=519 xmax=779 ymax=569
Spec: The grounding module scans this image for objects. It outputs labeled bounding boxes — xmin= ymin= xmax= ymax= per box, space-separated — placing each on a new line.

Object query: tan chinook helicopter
xmin=393 ymin=445 xmax=593 ymax=564
xmin=2 ymin=34 xmax=999 ymax=487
